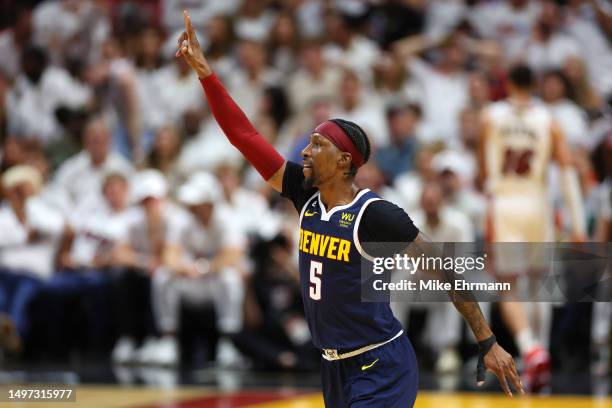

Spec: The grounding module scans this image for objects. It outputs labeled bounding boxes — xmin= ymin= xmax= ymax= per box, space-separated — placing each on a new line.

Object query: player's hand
xmin=175 ymin=10 xmax=212 ymax=78
xmin=478 ymin=343 xmax=525 ymax=397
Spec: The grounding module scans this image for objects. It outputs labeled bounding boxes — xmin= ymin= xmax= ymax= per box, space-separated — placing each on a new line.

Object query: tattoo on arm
xmin=405 ymin=233 xmax=493 ymax=341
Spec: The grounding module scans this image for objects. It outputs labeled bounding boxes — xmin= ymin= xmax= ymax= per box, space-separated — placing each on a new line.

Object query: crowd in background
xmin=0 ymin=0 xmax=610 ymax=380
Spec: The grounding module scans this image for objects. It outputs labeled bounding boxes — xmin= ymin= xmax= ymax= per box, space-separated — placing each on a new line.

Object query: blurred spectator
xmin=85 ymin=36 xmax=141 ymax=161
xmin=0 ymin=6 xmax=32 ymax=81
xmin=323 ymin=11 xmax=380 ymax=84
xmin=562 ymin=56 xmax=606 ymax=116
xmin=540 ymin=70 xmax=590 ymax=149
xmin=111 ymin=170 xmax=188 ymax=364
xmin=268 ymin=12 xmax=302 ymax=75
xmin=564 ymin=0 xmax=612 ymax=99
xmin=162 ymin=0 xmax=239 ymax=34
xmin=201 ymin=15 xmax=236 ymax=80
xmin=235 ymin=234 xmax=318 ymax=371
xmin=150 ymin=172 xmax=247 ymax=366
xmin=134 ymin=26 xmax=167 ymax=135
xmin=6 ymin=45 xmax=92 ymax=145
xmin=394 ymin=35 xmax=469 ymax=147
xmin=471 ymin=0 xmax=541 ymax=62
xmin=520 ymin=0 xmax=581 ymax=73
xmin=432 ymin=149 xmax=484 ymax=236
xmin=394 ymin=146 xmax=437 ymax=212
xmin=0 ymin=165 xmax=65 ymax=343
xmin=287 ymin=38 xmax=342 ymax=114
xmin=144 ymin=125 xmax=183 ymax=191
xmin=333 ymin=69 xmax=388 ymax=146
xmin=372 ymin=52 xmax=420 ymax=106
xmin=32 ymin=0 xmax=110 ymax=66
xmin=376 ymin=103 xmax=421 ymax=183
xmin=53 ymin=117 xmax=132 ymax=207
xmin=227 ymin=40 xmax=281 ymax=120
xmin=234 ymin=0 xmax=276 ymax=42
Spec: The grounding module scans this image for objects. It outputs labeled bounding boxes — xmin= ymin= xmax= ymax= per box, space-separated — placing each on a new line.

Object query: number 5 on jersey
xmin=309 ymin=260 xmax=323 ymax=300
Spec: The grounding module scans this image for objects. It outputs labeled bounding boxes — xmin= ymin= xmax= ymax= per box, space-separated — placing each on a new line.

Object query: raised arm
xmin=176 ymin=10 xmax=286 ymax=192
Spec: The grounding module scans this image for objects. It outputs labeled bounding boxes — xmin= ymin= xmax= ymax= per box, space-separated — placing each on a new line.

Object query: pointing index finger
xmin=183 ymin=10 xmax=194 ymax=40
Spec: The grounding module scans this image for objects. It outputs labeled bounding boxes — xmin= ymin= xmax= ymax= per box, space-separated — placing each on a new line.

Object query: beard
xmin=302 ymin=175 xmax=315 ymax=190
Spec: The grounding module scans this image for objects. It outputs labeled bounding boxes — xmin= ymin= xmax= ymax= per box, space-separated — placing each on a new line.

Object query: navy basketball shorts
xmin=320 ymin=334 xmax=418 ymax=407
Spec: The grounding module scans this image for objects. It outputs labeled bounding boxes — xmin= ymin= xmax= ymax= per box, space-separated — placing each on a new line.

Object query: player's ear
xmin=337 ymin=152 xmax=352 ymax=170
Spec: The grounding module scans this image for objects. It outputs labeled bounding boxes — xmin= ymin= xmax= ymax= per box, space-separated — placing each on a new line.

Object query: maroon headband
xmin=314 ymin=121 xmax=365 ymax=168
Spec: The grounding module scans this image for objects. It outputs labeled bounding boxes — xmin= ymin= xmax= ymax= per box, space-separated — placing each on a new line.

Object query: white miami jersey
xmin=484 ymin=99 xmax=553 ymax=196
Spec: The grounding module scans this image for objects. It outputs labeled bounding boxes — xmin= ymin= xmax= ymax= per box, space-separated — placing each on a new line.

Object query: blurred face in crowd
xmin=460 ymin=108 xmax=481 ymax=150
xmin=238 ymin=41 xmax=266 ymax=73
xmin=441 ymin=43 xmax=466 ymax=71
xmin=141 ymin=196 xmax=164 ymax=217
xmin=208 ymin=16 xmax=231 ymax=45
xmin=510 ymin=0 xmax=529 ymax=9
xmin=340 ymin=71 xmax=361 ymax=108
xmin=84 ymin=119 xmax=110 ymax=166
xmin=272 ymin=13 xmax=297 ymax=46
xmin=1 ymin=138 xmax=26 ymax=169
xmin=21 ymin=47 xmax=47 ymax=84
xmin=355 ymin=163 xmax=384 ymax=192
xmin=375 ymin=53 xmax=405 ymax=90
xmin=190 ymin=203 xmax=214 ymax=226
xmin=310 ymin=98 xmax=333 ymax=125
xmin=469 ymin=73 xmax=491 ymax=107
xmin=415 ymin=148 xmax=435 ymax=180
xmin=14 ymin=8 xmax=32 ymax=44
xmin=325 ymin=13 xmax=350 ymax=45
xmin=541 ymin=73 xmax=567 ymax=103
xmin=300 ymin=43 xmax=324 ymax=74
xmin=388 ymin=107 xmax=419 ymax=142
xmin=438 ymin=169 xmax=461 ymax=197
xmin=153 ymin=126 xmax=180 ymax=160
xmin=420 ymin=182 xmax=443 ymax=219
xmin=103 ymin=175 xmax=128 ymax=211
xmin=216 ymin=165 xmax=240 ymax=198
xmin=140 ymin=27 xmax=162 ymax=62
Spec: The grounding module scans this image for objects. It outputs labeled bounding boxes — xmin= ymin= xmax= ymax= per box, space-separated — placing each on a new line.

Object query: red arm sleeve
xmin=199 ymin=73 xmax=285 ymax=180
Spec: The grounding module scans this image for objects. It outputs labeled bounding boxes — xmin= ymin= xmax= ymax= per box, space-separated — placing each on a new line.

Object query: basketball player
xmin=479 ymin=65 xmax=586 ymax=392
xmin=177 ymin=10 xmax=523 ymax=406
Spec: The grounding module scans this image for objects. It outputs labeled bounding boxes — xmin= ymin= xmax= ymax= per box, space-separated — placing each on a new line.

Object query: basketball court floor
xmin=3 ymin=386 xmax=612 ymax=408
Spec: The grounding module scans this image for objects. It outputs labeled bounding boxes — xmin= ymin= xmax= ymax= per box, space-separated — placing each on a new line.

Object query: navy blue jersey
xmin=282 ymin=162 xmax=419 ymax=350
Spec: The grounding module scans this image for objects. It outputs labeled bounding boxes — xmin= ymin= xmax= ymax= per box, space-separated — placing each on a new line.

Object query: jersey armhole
xmin=353 ymin=197 xmax=382 ymax=262
xmin=298 ymin=192 xmax=320 ymax=225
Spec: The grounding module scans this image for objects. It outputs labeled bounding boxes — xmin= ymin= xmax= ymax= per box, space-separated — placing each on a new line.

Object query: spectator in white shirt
xmin=520 ymin=1 xmax=582 ymax=73
xmin=6 ymin=46 xmax=92 ymax=145
xmin=226 ymin=40 xmax=281 ymax=120
xmin=323 ymin=11 xmax=381 ymax=84
xmin=0 ymin=6 xmax=32 ymax=81
xmin=333 ymin=69 xmax=388 ymax=147
xmin=54 ymin=117 xmax=133 ymax=207
xmin=110 ymin=170 xmax=189 ymax=365
xmin=287 ymin=38 xmax=342 ymax=114
xmin=149 ymin=172 xmax=248 ymax=365
xmin=394 ymin=35 xmax=469 ymax=148
xmin=540 ymin=70 xmax=591 ymax=149
xmin=0 ymin=165 xmax=65 ymax=343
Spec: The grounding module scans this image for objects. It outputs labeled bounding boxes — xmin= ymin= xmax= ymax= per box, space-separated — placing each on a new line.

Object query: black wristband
xmin=478 ymin=334 xmax=497 ymax=355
